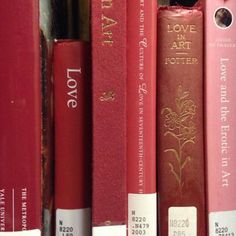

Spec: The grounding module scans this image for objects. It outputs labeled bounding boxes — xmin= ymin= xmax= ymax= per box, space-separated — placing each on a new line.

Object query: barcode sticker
xmin=209 ymin=210 xmax=236 ymax=236
xmin=0 ymin=230 xmax=40 ymax=235
xmin=56 ymin=208 xmax=91 ymax=236
xmin=168 ymin=207 xmax=197 ymax=236
xmin=128 ymin=193 xmax=157 ymax=236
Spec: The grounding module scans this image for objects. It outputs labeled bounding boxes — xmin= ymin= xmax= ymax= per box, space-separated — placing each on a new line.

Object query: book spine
xmin=40 ymin=34 xmax=54 ymax=236
xmin=157 ymin=7 xmax=206 ymax=236
xmin=40 ymin=1 xmax=54 ymax=234
xmin=127 ymin=0 xmax=157 ymax=236
xmin=92 ymin=0 xmax=127 ymax=235
xmin=0 ymin=1 xmax=41 ymax=234
xmin=54 ymin=41 xmax=91 ymax=236
xmin=205 ymin=2 xmax=236 ymax=235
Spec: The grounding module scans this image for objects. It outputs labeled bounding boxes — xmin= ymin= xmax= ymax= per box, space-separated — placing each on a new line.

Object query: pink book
xmin=205 ymin=1 xmax=236 ymax=235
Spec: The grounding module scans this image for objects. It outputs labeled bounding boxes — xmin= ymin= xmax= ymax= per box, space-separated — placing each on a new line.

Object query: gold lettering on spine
xmin=102 ymin=15 xmax=117 ymax=30
xmin=100 ymin=0 xmax=117 ymax=46
xmin=101 ymin=14 xmax=117 ymax=46
xmin=165 ymin=23 xmax=198 ymax=65
xmin=171 ymin=41 xmax=192 ymax=50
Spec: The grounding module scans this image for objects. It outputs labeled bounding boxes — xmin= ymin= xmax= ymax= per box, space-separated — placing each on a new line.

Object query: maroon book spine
xmin=40 ymin=33 xmax=54 ymax=236
xmin=54 ymin=40 xmax=91 ymax=236
xmin=0 ymin=1 xmax=41 ymax=234
xmin=157 ymin=7 xmax=206 ymax=236
xmin=127 ymin=0 xmax=157 ymax=235
xmin=92 ymin=0 xmax=127 ymax=235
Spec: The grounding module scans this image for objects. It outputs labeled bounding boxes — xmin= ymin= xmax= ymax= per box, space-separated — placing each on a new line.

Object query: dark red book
xmin=92 ymin=0 xmax=127 ymax=235
xmin=40 ymin=35 xmax=54 ymax=236
xmin=40 ymin=2 xmax=54 ymax=234
xmin=127 ymin=0 xmax=157 ymax=235
xmin=157 ymin=7 xmax=206 ymax=236
xmin=54 ymin=40 xmax=91 ymax=236
xmin=0 ymin=1 xmax=41 ymax=234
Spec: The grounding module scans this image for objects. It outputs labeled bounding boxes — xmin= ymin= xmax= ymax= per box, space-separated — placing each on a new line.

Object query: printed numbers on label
xmin=59 ymin=226 xmax=73 ymax=233
xmin=170 ymin=219 xmax=189 ymax=228
xmin=215 ymin=224 xmax=235 ymax=236
xmin=172 ymin=231 xmax=186 ymax=236
xmin=130 ymin=208 xmax=154 ymax=235
xmin=133 ymin=223 xmax=150 ymax=229
xmin=131 ymin=215 xmax=150 ymax=235
xmin=131 ymin=229 xmax=146 ymax=235
xmin=216 ymin=227 xmax=228 ymax=234
xmin=132 ymin=217 xmax=146 ymax=223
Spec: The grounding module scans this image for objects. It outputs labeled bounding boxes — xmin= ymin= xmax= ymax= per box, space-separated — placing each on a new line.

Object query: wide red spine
xmin=0 ymin=1 xmax=41 ymax=233
xmin=157 ymin=7 xmax=206 ymax=236
xmin=91 ymin=0 xmax=127 ymax=232
xmin=127 ymin=0 xmax=157 ymax=235
xmin=54 ymin=40 xmax=91 ymax=235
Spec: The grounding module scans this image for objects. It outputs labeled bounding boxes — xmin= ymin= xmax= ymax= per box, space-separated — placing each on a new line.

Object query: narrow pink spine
xmin=205 ymin=1 xmax=236 ymax=235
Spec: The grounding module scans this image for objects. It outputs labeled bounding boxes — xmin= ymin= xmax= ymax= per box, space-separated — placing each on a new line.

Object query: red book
xmin=157 ymin=7 xmax=206 ymax=236
xmin=92 ymin=0 xmax=127 ymax=235
xmin=54 ymin=40 xmax=91 ymax=236
xmin=0 ymin=1 xmax=41 ymax=235
xmin=127 ymin=0 xmax=157 ymax=235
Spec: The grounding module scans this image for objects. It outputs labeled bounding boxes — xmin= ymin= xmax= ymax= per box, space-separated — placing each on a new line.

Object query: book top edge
xmin=158 ymin=5 xmax=203 ymax=12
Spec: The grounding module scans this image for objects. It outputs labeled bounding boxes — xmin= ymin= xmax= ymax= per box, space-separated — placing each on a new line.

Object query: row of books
xmin=0 ymin=0 xmax=235 ymax=236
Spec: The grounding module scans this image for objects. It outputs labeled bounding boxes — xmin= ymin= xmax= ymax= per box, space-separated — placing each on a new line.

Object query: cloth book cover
xmin=127 ymin=0 xmax=157 ymax=235
xmin=91 ymin=0 xmax=127 ymax=235
xmin=54 ymin=40 xmax=91 ymax=236
xmin=157 ymin=6 xmax=206 ymax=236
xmin=0 ymin=1 xmax=42 ymax=235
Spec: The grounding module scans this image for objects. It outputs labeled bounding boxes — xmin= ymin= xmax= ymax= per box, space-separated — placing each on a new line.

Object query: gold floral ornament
xmin=161 ymin=85 xmax=196 ymax=193
xmin=99 ymin=91 xmax=116 ymax=102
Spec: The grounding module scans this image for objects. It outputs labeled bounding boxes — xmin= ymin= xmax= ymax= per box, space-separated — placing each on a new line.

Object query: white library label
xmin=56 ymin=208 xmax=91 ymax=236
xmin=209 ymin=210 xmax=236 ymax=236
xmin=168 ymin=206 xmax=197 ymax=236
xmin=128 ymin=193 xmax=157 ymax=236
xmin=0 ymin=230 xmax=40 ymax=236
xmin=92 ymin=225 xmax=126 ymax=236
